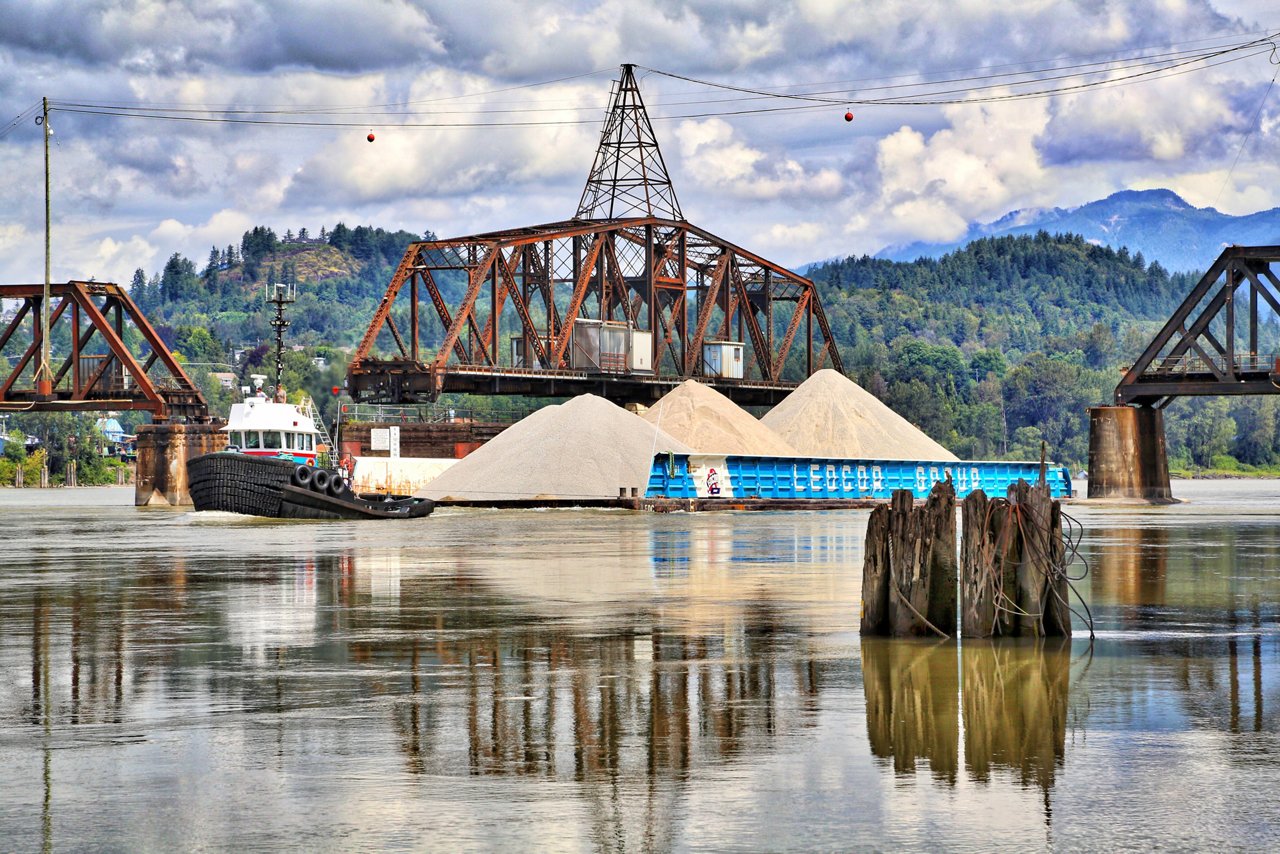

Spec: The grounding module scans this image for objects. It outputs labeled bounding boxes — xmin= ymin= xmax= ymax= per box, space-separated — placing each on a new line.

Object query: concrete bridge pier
xmin=1087 ymin=406 xmax=1173 ymax=503
xmin=135 ymin=423 xmax=225 ymax=506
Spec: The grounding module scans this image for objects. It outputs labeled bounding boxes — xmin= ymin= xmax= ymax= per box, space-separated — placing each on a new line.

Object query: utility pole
xmin=36 ymin=97 xmax=52 ymax=398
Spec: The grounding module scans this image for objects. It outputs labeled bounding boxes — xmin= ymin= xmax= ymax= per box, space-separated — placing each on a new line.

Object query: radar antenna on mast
xmin=267 ymin=280 xmax=295 ymax=401
xmin=576 ymin=64 xmax=682 ymax=221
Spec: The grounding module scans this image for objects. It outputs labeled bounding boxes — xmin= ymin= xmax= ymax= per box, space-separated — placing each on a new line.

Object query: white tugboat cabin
xmin=223 ymin=375 xmax=320 ymax=466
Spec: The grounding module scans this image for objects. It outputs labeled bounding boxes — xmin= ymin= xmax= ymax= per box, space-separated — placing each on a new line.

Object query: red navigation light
xmin=367 ymin=131 xmax=375 ymax=142
xmin=844 ymin=112 xmax=854 ymax=122
xmin=331 ymin=385 xmax=341 ymax=395
xmin=341 ymin=405 xmax=349 ymax=413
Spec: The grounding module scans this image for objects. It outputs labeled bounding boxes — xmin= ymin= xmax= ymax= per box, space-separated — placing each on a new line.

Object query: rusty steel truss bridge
xmin=1118 ymin=245 xmax=1280 ymax=407
xmin=0 ymin=280 xmax=209 ymax=421
xmin=349 ymin=64 xmax=843 ymax=406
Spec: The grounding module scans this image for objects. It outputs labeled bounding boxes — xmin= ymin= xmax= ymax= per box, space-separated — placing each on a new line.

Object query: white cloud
xmin=0 ymin=0 xmax=1277 ymax=283
xmin=675 ymin=118 xmax=843 ymax=203
xmin=89 ymin=235 xmax=158 ymax=284
xmin=762 ymin=221 xmax=826 ymax=247
xmin=844 ymin=97 xmax=1052 ymax=246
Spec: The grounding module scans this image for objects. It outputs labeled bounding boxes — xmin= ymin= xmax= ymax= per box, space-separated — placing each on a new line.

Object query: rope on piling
xmin=966 ymin=494 xmax=1095 ymax=640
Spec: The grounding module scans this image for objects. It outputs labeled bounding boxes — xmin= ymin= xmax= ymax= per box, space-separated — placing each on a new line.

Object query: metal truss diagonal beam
xmin=1118 ymin=246 xmax=1280 ymax=406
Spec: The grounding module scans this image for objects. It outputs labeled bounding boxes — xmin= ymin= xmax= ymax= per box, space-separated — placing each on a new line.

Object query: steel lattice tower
xmin=576 ymin=64 xmax=682 ymax=221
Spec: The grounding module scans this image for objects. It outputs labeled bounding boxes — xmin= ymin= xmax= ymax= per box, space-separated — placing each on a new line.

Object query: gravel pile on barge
xmin=762 ymin=369 xmax=958 ymax=461
xmin=642 ymin=380 xmax=797 ymax=456
xmin=419 ymin=394 xmax=692 ymax=502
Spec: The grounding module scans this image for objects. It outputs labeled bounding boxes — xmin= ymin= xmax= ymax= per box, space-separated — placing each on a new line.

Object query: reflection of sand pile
xmin=762 ymin=369 xmax=957 ymax=460
xmin=643 ymin=380 xmax=797 ymax=455
xmin=418 ymin=394 xmax=691 ymax=501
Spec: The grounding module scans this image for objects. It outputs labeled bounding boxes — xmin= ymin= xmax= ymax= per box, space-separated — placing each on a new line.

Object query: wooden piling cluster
xmin=861 ymin=479 xmax=1071 ymax=639
xmin=860 ymin=481 xmax=957 ymax=638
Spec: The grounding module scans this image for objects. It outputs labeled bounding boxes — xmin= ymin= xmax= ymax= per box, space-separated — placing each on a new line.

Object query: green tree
xmin=160 ymin=253 xmax=198 ymax=302
xmin=1168 ymin=398 xmax=1235 ymax=468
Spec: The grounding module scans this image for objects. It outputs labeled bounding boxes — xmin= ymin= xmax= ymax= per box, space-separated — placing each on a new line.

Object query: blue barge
xmin=645 ymin=454 xmax=1072 ymax=501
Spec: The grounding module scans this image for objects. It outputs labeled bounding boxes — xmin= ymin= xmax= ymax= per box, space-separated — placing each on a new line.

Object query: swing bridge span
xmin=346 ymin=64 xmax=843 ymax=407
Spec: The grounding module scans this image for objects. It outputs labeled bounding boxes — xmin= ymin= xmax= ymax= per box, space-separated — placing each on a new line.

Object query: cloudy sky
xmin=0 ymin=0 xmax=1277 ymax=285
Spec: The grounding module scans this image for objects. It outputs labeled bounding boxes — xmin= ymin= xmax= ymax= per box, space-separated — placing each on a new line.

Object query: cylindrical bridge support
xmin=1087 ymin=406 xmax=1173 ymax=502
xmin=135 ymin=423 xmax=226 ymax=506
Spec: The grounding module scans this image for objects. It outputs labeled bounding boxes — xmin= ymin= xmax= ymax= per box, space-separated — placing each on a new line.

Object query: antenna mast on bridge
xmin=576 ymin=64 xmax=682 ymax=221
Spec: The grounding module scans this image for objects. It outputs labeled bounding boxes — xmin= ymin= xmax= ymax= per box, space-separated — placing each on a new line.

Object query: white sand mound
xmin=418 ymin=394 xmax=692 ymax=501
xmin=642 ymin=380 xmax=798 ymax=456
xmin=762 ymin=369 xmax=958 ymax=461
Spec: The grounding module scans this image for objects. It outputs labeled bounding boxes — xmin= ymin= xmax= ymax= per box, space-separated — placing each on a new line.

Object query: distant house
xmin=311 ymin=356 xmax=328 ymax=370
xmin=94 ymin=417 xmax=136 ymax=459
xmin=211 ymin=372 xmax=237 ymax=390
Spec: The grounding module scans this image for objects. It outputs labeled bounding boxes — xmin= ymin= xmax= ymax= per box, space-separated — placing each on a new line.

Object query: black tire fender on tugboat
xmin=291 ymin=465 xmax=314 ymax=488
xmin=327 ymin=476 xmax=348 ymax=499
xmin=311 ymin=469 xmax=331 ymax=493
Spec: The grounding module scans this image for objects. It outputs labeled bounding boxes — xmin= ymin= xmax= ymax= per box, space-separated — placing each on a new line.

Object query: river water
xmin=1 ymin=480 xmax=1279 ymax=852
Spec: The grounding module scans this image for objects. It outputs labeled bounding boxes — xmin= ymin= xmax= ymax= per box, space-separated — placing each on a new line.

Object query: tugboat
xmin=186 ymin=284 xmax=433 ymax=521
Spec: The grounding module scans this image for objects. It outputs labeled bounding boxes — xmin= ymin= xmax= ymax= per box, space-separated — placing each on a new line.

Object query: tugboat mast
xmin=267 ymin=282 xmax=294 ymax=400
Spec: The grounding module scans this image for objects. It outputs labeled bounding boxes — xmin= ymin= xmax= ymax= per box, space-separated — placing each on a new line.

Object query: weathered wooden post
xmin=15 ymin=463 xmax=23 ymax=487
xmin=861 ymin=480 xmax=957 ymax=638
xmin=959 ymin=481 xmax=1071 ymax=638
xmin=859 ymin=504 xmax=892 ymax=635
xmin=40 ymin=464 xmax=49 ymax=488
xmin=960 ymin=489 xmax=997 ymax=637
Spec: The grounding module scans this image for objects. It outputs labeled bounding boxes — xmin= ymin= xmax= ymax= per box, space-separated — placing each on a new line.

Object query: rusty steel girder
xmin=0 ymin=280 xmax=210 ymax=421
xmin=1118 ymin=245 xmax=1280 ymax=407
xmin=348 ymin=217 xmax=844 ymax=406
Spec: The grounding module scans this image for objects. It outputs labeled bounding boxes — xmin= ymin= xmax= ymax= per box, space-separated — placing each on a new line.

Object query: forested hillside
xmin=808 ymin=232 xmax=1280 ymax=472
xmin=131 ymin=222 xmax=428 ymax=347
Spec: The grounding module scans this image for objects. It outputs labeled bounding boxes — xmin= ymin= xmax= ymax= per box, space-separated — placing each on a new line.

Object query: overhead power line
xmin=13 ymin=30 xmax=1279 ymax=133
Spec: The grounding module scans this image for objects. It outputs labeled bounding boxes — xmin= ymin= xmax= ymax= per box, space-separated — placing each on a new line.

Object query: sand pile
xmin=642 ymin=380 xmax=797 ymax=455
xmin=762 ymin=369 xmax=958 ymax=461
xmin=418 ymin=394 xmax=692 ymax=501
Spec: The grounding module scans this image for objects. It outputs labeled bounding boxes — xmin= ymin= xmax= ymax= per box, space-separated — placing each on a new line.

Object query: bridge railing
xmin=341 ymin=401 xmax=537 ymax=425
xmin=1132 ymin=351 xmax=1279 ymax=378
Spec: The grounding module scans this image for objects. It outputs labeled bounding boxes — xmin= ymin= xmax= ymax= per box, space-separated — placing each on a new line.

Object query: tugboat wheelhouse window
xmin=229 ymin=431 xmax=243 ymax=446
xmin=264 ymin=432 xmax=282 ymax=450
xmin=245 ymin=431 xmax=261 ymax=449
xmin=285 ymin=433 xmax=296 ymax=450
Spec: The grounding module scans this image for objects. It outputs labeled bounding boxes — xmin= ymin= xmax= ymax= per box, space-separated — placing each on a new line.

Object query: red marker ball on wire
xmin=367 ymin=130 xmax=376 ymax=142
xmin=844 ymin=111 xmax=854 ymax=122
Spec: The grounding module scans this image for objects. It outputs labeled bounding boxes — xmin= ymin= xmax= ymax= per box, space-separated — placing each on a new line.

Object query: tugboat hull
xmin=188 ymin=452 xmax=434 ymax=520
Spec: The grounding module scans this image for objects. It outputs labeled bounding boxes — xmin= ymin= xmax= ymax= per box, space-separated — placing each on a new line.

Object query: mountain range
xmin=874 ymin=189 xmax=1280 ymax=273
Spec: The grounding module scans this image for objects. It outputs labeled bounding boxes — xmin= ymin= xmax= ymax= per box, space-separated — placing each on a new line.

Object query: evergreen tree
xmin=160 ymin=253 xmax=198 ymax=302
xmin=129 ymin=268 xmax=148 ymax=309
xmin=328 ymin=222 xmax=351 ymax=251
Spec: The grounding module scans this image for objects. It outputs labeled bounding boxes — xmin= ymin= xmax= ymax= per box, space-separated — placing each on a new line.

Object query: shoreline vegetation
xmin=1170 ymin=467 xmax=1280 ymax=479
